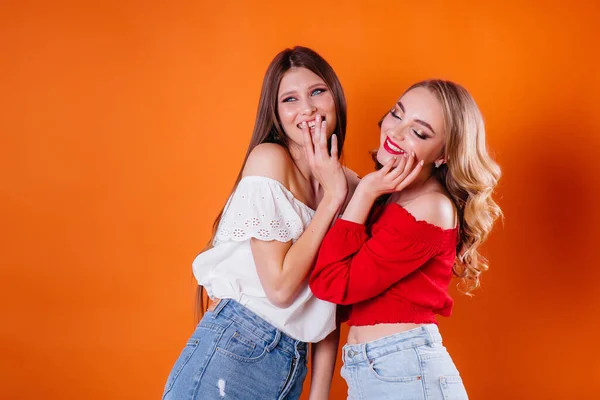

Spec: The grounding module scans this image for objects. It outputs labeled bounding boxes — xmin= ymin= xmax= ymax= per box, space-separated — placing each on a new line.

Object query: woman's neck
xmin=288 ymin=143 xmax=318 ymax=187
xmin=391 ymin=172 xmax=439 ymax=205
xmin=287 ymin=143 xmax=323 ymax=208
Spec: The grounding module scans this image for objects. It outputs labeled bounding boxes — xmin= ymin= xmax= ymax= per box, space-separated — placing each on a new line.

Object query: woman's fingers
xmin=394 ymin=159 xmax=424 ymax=190
xmin=330 ymin=133 xmax=339 ymax=160
xmin=313 ymin=114 xmax=327 ymax=161
xmin=380 ymin=156 xmax=396 ymax=176
xmin=319 ymin=117 xmax=328 ymax=156
xmin=391 ymin=152 xmax=414 ymax=181
xmin=301 ymin=121 xmax=315 ymax=165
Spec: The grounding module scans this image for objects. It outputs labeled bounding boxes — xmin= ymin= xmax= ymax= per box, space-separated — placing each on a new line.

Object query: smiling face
xmin=276 ymin=67 xmax=337 ymax=147
xmin=376 ymin=87 xmax=447 ymax=170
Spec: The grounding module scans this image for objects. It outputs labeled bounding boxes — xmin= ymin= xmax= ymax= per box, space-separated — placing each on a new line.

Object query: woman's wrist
xmin=340 ymin=186 xmax=377 ymax=225
xmin=354 ymin=182 xmax=378 ymax=204
xmin=321 ymin=192 xmax=346 ymax=210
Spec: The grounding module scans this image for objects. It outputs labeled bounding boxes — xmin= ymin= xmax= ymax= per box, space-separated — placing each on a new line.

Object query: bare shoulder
xmin=242 ymin=143 xmax=293 ymax=184
xmin=402 ymin=192 xmax=457 ymax=230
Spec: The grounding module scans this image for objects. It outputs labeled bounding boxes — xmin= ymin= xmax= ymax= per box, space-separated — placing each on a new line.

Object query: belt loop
xmin=210 ymin=298 xmax=228 ymax=317
xmin=266 ymin=330 xmax=281 ymax=353
xmin=361 ymin=344 xmax=369 ymax=361
xmin=424 ymin=325 xmax=436 ymax=347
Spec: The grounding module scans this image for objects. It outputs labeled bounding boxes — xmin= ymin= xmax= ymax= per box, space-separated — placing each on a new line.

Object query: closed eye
xmin=390 ymin=110 xmax=402 ymax=120
xmin=412 ymin=129 xmax=427 ymax=140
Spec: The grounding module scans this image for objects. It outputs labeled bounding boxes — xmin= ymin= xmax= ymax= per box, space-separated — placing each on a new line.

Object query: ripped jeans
xmin=162 ymin=299 xmax=308 ymax=400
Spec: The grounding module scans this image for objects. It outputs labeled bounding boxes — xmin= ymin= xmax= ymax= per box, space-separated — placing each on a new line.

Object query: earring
xmin=435 ymin=160 xmax=443 ymax=168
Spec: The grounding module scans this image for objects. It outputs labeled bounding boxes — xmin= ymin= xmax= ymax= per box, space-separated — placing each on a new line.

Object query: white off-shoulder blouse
xmin=192 ymin=176 xmax=336 ymax=343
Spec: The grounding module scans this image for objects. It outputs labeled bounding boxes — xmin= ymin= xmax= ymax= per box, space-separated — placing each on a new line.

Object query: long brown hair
xmin=371 ymin=80 xmax=502 ymax=295
xmin=195 ymin=46 xmax=347 ymax=321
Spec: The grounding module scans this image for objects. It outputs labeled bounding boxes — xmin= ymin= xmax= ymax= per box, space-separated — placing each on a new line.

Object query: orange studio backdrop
xmin=1 ymin=1 xmax=599 ymax=399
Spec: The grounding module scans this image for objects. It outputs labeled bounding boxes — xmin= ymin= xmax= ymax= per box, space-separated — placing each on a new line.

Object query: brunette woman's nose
xmin=301 ymin=99 xmax=317 ymax=115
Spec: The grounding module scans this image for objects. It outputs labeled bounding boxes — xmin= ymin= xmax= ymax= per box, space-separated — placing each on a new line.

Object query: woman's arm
xmin=308 ymin=326 xmax=340 ymax=400
xmin=309 ymin=156 xmax=436 ymax=305
xmin=309 ymin=216 xmax=438 ymax=305
xmin=341 ymin=154 xmax=422 ymax=224
xmin=250 ymin=192 xmax=344 ymax=307
xmin=306 ymin=168 xmax=358 ymax=399
xmin=246 ymin=128 xmax=347 ymax=307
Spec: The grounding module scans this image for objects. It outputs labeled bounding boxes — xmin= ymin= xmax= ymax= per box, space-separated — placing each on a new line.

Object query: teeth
xmin=297 ymin=119 xmax=324 ymax=129
xmin=387 ymin=139 xmax=402 ymax=152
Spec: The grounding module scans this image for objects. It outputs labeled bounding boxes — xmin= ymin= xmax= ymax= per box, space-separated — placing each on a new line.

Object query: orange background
xmin=2 ymin=1 xmax=600 ymax=399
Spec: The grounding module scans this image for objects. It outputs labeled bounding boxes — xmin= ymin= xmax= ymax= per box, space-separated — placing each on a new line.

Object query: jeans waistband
xmin=343 ymin=324 xmax=442 ymax=365
xmin=209 ymin=298 xmax=307 ymax=357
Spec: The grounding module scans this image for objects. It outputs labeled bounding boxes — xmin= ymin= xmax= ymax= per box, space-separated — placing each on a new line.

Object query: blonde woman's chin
xmin=377 ymin=150 xmax=401 ymax=168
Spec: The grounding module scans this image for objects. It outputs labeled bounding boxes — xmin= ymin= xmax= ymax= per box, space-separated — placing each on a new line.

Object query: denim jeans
xmin=162 ymin=299 xmax=308 ymax=400
xmin=340 ymin=324 xmax=468 ymax=399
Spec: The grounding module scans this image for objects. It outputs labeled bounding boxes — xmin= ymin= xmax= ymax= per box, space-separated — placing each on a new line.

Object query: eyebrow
xmin=397 ymin=101 xmax=436 ymax=135
xmin=279 ymin=83 xmax=326 ymax=100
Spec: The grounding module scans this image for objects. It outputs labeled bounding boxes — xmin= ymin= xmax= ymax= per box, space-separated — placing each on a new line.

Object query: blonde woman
xmin=310 ymin=80 xmax=502 ymax=400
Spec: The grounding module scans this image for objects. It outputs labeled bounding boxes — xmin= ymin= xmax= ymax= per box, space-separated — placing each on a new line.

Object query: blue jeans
xmin=340 ymin=325 xmax=468 ymax=400
xmin=162 ymin=299 xmax=308 ymax=400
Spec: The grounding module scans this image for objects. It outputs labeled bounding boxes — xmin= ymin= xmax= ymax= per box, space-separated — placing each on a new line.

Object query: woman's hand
xmin=302 ymin=114 xmax=347 ymax=204
xmin=357 ymin=153 xmax=424 ymax=202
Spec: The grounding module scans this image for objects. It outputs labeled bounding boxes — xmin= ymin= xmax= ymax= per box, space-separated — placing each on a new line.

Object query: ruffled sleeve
xmin=213 ymin=176 xmax=315 ymax=246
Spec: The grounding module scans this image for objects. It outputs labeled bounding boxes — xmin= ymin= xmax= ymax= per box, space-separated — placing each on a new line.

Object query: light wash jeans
xmin=340 ymin=324 xmax=468 ymax=399
xmin=162 ymin=299 xmax=308 ymax=400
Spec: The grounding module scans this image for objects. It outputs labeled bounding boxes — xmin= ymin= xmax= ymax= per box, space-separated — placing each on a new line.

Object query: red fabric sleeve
xmin=309 ymin=218 xmax=437 ymax=305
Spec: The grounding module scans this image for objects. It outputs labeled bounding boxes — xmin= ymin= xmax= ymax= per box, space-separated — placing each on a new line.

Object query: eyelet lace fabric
xmin=192 ymin=175 xmax=335 ymax=342
xmin=214 ymin=176 xmax=315 ymax=246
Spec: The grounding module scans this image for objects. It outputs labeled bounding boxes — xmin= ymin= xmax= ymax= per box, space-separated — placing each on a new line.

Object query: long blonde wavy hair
xmin=414 ymin=80 xmax=502 ymax=294
xmin=373 ymin=80 xmax=502 ymax=294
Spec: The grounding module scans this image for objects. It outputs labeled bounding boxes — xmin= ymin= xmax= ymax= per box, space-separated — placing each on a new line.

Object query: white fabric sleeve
xmin=213 ymin=176 xmax=315 ymax=245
